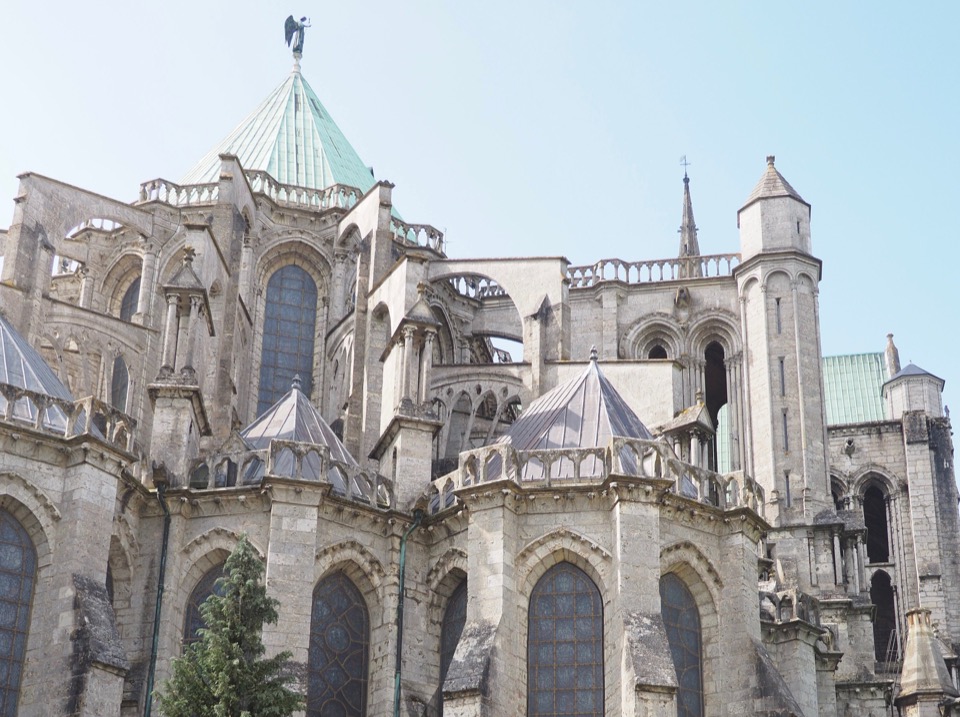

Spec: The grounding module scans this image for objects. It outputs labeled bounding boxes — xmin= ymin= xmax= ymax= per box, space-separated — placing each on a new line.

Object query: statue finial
xmin=589 ymin=346 xmax=598 ymax=363
xmin=292 ymin=374 xmax=302 ymax=391
xmin=284 ymin=15 xmax=311 ymax=64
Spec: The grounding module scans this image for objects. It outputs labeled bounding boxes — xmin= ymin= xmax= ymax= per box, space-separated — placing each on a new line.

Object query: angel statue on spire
xmin=284 ymin=15 xmax=311 ymax=55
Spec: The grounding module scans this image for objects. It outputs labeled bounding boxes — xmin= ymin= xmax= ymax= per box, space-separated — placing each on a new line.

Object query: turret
xmin=735 ymin=156 xmax=831 ymax=524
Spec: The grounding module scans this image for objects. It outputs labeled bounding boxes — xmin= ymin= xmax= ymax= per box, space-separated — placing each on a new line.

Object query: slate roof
xmin=886 ymin=362 xmax=943 ymax=385
xmin=0 ymin=313 xmax=74 ymax=430
xmin=741 ymin=156 xmax=809 ymax=211
xmin=241 ymin=379 xmax=357 ymax=482
xmin=180 ymin=68 xmax=375 ymax=192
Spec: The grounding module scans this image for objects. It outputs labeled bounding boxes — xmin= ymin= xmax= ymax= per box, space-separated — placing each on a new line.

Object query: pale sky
xmin=1 ymin=1 xmax=957 ymax=412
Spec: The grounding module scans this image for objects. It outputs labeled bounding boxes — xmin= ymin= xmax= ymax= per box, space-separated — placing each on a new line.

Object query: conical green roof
xmin=181 ymin=68 xmax=375 ymax=192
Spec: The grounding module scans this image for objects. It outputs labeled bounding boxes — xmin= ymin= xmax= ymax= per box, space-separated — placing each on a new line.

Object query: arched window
xmin=439 ymin=581 xmax=467 ymax=713
xmin=308 ymin=572 xmax=369 ymax=716
xmin=527 ymin=562 xmax=603 ymax=717
xmin=182 ymin=563 xmax=225 ymax=647
xmin=119 ymin=277 xmax=140 ymax=322
xmin=258 ymin=265 xmax=318 ymax=415
xmin=648 ymin=344 xmax=668 ymax=360
xmin=0 ymin=509 xmax=37 ymax=713
xmin=870 ymin=571 xmax=899 ymax=663
xmin=863 ymin=485 xmax=890 ymax=563
xmin=111 ymin=356 xmax=128 ymax=412
xmin=660 ymin=573 xmax=704 ymax=717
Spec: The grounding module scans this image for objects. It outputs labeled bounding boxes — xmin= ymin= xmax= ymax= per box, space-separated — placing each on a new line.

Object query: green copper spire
xmin=180 ymin=66 xmax=375 ymax=192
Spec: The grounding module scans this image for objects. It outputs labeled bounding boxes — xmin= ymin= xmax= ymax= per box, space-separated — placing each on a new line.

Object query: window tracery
xmin=660 ymin=573 xmax=703 ymax=717
xmin=119 ymin=277 xmax=140 ymax=322
xmin=0 ymin=509 xmax=37 ymax=714
xmin=527 ymin=562 xmax=603 ymax=717
xmin=182 ymin=563 xmax=225 ymax=647
xmin=257 ymin=265 xmax=318 ymax=415
xmin=308 ymin=572 xmax=369 ymax=717
xmin=439 ymin=580 xmax=467 ymax=713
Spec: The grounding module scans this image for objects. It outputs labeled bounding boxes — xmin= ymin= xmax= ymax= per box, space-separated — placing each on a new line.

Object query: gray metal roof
xmin=887 ymin=362 xmax=943 ymax=384
xmin=0 ymin=313 xmax=74 ymax=430
xmin=741 ymin=156 xmax=808 ymax=210
xmin=501 ymin=356 xmax=650 ymax=446
xmin=241 ymin=380 xmax=357 ymax=481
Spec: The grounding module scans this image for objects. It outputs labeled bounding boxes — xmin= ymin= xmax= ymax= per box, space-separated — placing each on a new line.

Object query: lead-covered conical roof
xmin=0 ymin=313 xmax=74 ymax=429
xmin=181 ymin=67 xmax=376 ymax=192
xmin=740 ymin=155 xmax=808 ymax=211
xmin=240 ymin=379 xmax=357 ymax=482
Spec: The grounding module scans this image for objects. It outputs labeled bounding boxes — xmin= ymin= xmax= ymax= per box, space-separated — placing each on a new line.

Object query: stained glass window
xmin=119 ymin=277 xmax=140 ymax=322
xmin=0 ymin=509 xmax=37 ymax=717
xmin=111 ymin=356 xmax=128 ymax=412
xmin=659 ymin=574 xmax=703 ymax=717
xmin=439 ymin=581 xmax=467 ymax=713
xmin=308 ymin=572 xmax=369 ymax=717
xmin=527 ymin=562 xmax=603 ymax=717
xmin=257 ymin=265 xmax=318 ymax=415
xmin=182 ymin=563 xmax=225 ymax=647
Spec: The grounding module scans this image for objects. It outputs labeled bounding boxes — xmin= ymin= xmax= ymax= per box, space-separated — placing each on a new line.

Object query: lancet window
xmin=660 ymin=573 xmax=704 ymax=717
xmin=527 ymin=562 xmax=604 ymax=717
xmin=119 ymin=277 xmax=140 ymax=322
xmin=439 ymin=580 xmax=467 ymax=713
xmin=257 ymin=265 xmax=318 ymax=415
xmin=111 ymin=356 xmax=129 ymax=412
xmin=308 ymin=572 xmax=369 ymax=717
xmin=182 ymin=563 xmax=225 ymax=647
xmin=0 ymin=509 xmax=37 ymax=715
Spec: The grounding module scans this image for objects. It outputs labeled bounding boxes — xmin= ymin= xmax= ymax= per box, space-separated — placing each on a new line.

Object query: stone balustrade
xmin=0 ymin=382 xmax=137 ymax=454
xmin=138 ymin=179 xmax=220 ymax=206
xmin=566 ymin=253 xmax=741 ymax=287
xmin=759 ymin=587 xmax=821 ymax=627
xmin=445 ymin=274 xmax=508 ymax=300
xmin=185 ymin=438 xmax=394 ymax=508
xmin=390 ymin=218 xmax=445 ymax=254
xmin=425 ymin=436 xmax=764 ymax=515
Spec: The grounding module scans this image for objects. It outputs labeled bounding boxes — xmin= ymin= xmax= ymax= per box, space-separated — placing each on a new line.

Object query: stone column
xmin=180 ymin=295 xmax=201 ymax=377
xmin=160 ymin=294 xmax=180 ymax=372
xmin=401 ymin=326 xmax=415 ymax=401
xmin=420 ymin=330 xmax=436 ymax=404
xmin=78 ymin=266 xmax=93 ymax=308
xmin=238 ymin=237 xmax=254 ymax=307
xmin=137 ymin=244 xmax=158 ymax=320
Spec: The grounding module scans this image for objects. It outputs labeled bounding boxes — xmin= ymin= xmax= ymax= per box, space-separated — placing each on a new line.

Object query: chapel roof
xmin=499 ymin=350 xmax=652 ymax=452
xmin=180 ymin=66 xmax=375 ymax=192
xmin=740 ymin=155 xmax=809 ymax=211
xmin=241 ymin=378 xmax=358 ymax=479
xmin=0 ymin=313 xmax=74 ymax=430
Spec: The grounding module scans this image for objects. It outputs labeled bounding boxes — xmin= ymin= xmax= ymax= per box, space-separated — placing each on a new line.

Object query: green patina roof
xmin=181 ymin=68 xmax=375 ymax=192
xmin=822 ymin=353 xmax=885 ymax=425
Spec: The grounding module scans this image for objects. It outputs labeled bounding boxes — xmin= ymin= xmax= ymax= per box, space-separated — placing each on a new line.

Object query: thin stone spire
xmin=678 ymin=158 xmax=702 ymax=278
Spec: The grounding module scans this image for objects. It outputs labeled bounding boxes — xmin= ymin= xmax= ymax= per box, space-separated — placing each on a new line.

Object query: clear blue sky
xmin=2 ymin=1 xmax=957 ymax=412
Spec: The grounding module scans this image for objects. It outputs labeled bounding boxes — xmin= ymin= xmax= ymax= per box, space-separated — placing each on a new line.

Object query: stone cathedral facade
xmin=0 ymin=49 xmax=958 ymax=717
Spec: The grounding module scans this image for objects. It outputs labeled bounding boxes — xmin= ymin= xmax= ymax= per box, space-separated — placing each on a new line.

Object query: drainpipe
xmin=393 ymin=509 xmax=424 ymax=717
xmin=144 ymin=480 xmax=171 ymax=717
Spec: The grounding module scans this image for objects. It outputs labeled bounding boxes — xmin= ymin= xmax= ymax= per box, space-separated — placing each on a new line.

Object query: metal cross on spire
xmin=680 ymin=155 xmax=691 ymax=179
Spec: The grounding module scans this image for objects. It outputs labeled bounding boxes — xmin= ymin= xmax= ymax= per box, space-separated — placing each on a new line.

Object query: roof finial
xmin=766 ymin=155 xmax=776 ymax=166
xmin=284 ymin=15 xmax=311 ymax=71
xmin=589 ymin=346 xmax=598 ymax=363
xmin=680 ymin=154 xmax=691 ymax=181
xmin=291 ymin=374 xmax=302 ymax=391
xmin=182 ymin=245 xmax=196 ymax=266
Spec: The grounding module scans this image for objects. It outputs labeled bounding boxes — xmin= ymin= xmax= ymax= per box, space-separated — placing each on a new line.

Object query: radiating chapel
xmin=0 ymin=38 xmax=958 ymax=717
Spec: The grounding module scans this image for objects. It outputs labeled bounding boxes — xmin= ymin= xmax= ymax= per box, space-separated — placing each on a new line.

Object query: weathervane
xmin=284 ymin=15 xmax=311 ymax=56
xmin=680 ymin=155 xmax=691 ymax=179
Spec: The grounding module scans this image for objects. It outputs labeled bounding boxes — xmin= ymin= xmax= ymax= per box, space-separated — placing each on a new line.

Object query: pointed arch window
xmin=119 ymin=277 xmax=140 ymax=322
xmin=660 ymin=573 xmax=704 ymax=717
xmin=527 ymin=562 xmax=604 ymax=717
xmin=111 ymin=356 xmax=129 ymax=412
xmin=182 ymin=563 xmax=225 ymax=647
xmin=0 ymin=509 xmax=37 ymax=714
xmin=308 ymin=572 xmax=369 ymax=717
xmin=439 ymin=581 xmax=467 ymax=713
xmin=258 ymin=265 xmax=318 ymax=415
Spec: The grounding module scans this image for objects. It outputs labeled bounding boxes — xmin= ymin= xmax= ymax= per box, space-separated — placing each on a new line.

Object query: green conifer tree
xmin=157 ymin=535 xmax=303 ymax=717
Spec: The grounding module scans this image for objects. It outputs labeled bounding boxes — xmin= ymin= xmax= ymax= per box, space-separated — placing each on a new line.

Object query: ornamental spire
xmin=678 ymin=156 xmax=702 ymax=278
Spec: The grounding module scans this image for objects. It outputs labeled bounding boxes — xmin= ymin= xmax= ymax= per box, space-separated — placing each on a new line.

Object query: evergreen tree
xmin=157 ymin=535 xmax=303 ymax=717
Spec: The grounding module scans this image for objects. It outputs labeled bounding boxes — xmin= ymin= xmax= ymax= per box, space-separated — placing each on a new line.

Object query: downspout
xmin=393 ymin=509 xmax=424 ymax=717
xmin=144 ymin=480 xmax=171 ymax=717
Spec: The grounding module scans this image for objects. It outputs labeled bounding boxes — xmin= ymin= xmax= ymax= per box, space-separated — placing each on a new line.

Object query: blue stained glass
xmin=182 ymin=564 xmax=225 ymax=647
xmin=439 ymin=581 xmax=467 ymax=714
xmin=257 ymin=265 xmax=319 ymax=415
xmin=0 ymin=509 xmax=36 ymax=717
xmin=308 ymin=573 xmax=369 ymax=717
xmin=528 ymin=563 xmax=603 ymax=717
xmin=660 ymin=574 xmax=704 ymax=717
